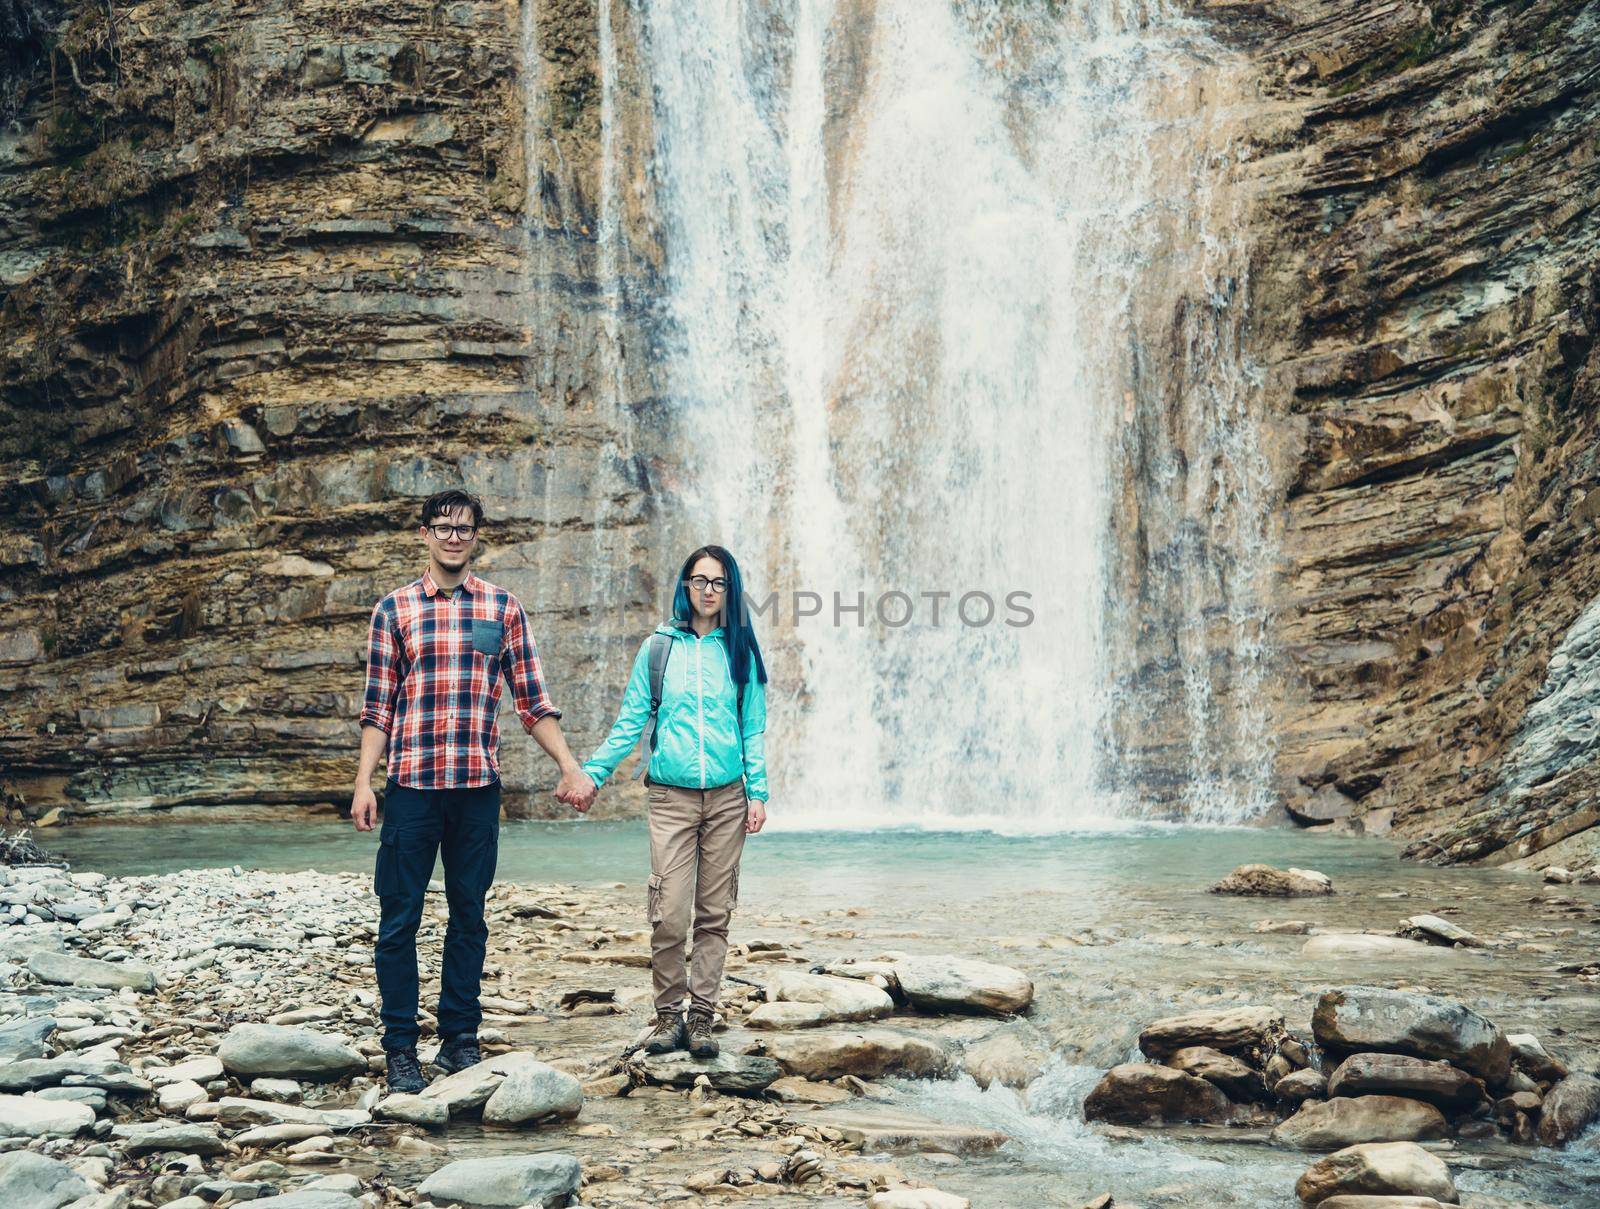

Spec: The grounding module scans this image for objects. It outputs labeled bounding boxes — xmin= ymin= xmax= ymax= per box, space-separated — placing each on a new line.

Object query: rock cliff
xmin=2 ymin=0 xmax=1597 ymax=866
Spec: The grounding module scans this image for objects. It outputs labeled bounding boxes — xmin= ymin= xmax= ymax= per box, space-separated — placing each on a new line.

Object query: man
xmin=353 ymin=489 xmax=597 ymax=1093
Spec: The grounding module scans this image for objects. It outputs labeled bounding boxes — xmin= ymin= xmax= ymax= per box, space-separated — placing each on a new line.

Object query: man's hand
xmin=745 ymin=800 xmax=767 ymax=834
xmin=351 ymin=785 xmax=378 ymax=832
xmin=557 ymin=768 xmax=597 ymax=814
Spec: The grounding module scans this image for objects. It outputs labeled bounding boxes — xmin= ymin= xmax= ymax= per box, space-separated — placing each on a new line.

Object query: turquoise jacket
xmin=582 ymin=621 xmax=768 ymax=801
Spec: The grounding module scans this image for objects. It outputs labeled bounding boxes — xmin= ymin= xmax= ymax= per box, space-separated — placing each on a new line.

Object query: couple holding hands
xmin=351 ymin=489 xmax=770 ymax=1093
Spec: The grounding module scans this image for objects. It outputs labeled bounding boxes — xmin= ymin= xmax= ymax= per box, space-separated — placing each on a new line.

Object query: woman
xmin=581 ymin=545 xmax=769 ymax=1057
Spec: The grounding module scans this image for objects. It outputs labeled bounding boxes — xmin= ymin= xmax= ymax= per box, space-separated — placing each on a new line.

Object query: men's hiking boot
xmin=434 ymin=1034 xmax=481 ymax=1074
xmin=385 ymin=1048 xmax=427 ymax=1094
xmin=643 ymin=1010 xmax=686 ymax=1055
xmin=686 ymin=1008 xmax=719 ymax=1059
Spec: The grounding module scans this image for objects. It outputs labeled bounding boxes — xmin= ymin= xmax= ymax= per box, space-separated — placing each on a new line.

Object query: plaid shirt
xmin=360 ymin=568 xmax=561 ymax=789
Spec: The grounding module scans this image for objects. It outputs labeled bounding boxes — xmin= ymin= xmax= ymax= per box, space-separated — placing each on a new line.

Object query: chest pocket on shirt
xmin=470 ymin=618 xmax=504 ymax=656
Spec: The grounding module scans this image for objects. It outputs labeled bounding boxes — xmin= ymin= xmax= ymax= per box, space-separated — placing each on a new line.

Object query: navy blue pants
xmin=373 ymin=778 xmax=501 ymax=1053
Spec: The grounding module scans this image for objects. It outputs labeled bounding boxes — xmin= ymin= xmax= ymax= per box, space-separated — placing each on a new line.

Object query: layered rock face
xmin=0 ymin=0 xmax=667 ymax=816
xmin=1219 ymin=0 xmax=1600 ymax=863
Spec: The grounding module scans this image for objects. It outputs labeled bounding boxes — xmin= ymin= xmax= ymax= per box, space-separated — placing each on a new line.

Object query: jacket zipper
xmin=695 ymin=634 xmax=707 ymax=788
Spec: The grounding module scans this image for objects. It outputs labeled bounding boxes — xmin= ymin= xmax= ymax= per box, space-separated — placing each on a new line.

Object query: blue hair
xmin=672 ymin=545 xmax=768 ymax=691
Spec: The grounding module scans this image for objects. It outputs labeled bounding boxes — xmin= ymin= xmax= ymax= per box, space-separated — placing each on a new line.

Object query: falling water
xmin=625 ymin=0 xmax=1273 ymax=827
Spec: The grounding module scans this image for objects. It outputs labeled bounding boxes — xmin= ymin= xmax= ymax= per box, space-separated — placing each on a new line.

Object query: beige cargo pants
xmin=644 ymin=775 xmax=748 ymax=1013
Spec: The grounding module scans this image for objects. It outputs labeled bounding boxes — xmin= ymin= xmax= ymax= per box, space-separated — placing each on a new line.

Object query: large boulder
xmin=1325 ymin=1053 xmax=1482 ymax=1111
xmin=960 ymin=1031 xmax=1047 ymax=1091
xmin=1082 ymin=1063 xmax=1235 ymax=1125
xmin=481 ymin=1062 xmax=583 ymax=1127
xmin=747 ymin=1028 xmax=953 ymax=1081
xmin=416 ymin=1154 xmax=582 ymax=1208
xmin=1537 ymin=1072 xmax=1600 ymax=1146
xmin=1272 ymin=1095 xmax=1448 ymax=1150
xmin=890 ymin=956 xmax=1034 ymax=1016
xmin=218 ymin=1024 xmax=366 ymax=1081
xmin=1168 ymin=1046 xmax=1268 ymax=1102
xmin=421 ymin=1052 xmax=545 ymax=1116
xmin=1138 ymin=1006 xmax=1287 ymax=1066
xmin=747 ymin=1002 xmax=834 ymax=1029
xmin=1210 ymin=865 xmax=1333 ymax=896
xmin=634 ymin=1051 xmax=783 ymax=1096
xmin=0 ymin=1151 xmax=93 ymax=1209
xmin=0 ymin=1055 xmax=134 ymax=1093
xmin=1294 ymin=1141 xmax=1457 ymax=1205
xmin=0 ymin=1094 xmax=94 ymax=1138
xmin=765 ymin=970 xmax=894 ymax=1022
xmin=1312 ymin=987 xmax=1510 ymax=1083
xmin=1276 ymin=1068 xmax=1330 ymax=1105
xmin=374 ymin=1094 xmax=449 ymax=1129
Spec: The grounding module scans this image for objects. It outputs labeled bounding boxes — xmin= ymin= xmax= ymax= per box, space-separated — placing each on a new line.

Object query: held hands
xmin=745 ymin=800 xmax=767 ymax=834
xmin=556 ymin=767 xmax=598 ymax=814
xmin=351 ymin=785 xmax=378 ymax=832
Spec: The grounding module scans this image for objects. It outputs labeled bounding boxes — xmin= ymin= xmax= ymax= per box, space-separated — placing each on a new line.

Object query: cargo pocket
xmin=373 ymin=832 xmax=399 ymax=897
xmin=646 ymin=872 xmax=665 ymax=925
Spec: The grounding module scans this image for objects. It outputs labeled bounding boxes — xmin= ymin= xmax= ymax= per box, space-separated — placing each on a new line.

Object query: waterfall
xmin=622 ymin=0 xmax=1272 ymax=828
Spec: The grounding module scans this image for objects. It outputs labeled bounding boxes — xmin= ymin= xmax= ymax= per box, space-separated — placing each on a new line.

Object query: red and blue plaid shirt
xmin=360 ymin=568 xmax=561 ymax=789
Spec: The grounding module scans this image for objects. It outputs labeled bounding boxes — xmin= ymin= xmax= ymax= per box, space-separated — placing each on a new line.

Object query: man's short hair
xmin=420 ymin=489 xmax=485 ymax=529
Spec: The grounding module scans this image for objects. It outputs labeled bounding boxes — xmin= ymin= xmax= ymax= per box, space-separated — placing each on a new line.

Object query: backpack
xmin=632 ymin=628 xmax=747 ymax=781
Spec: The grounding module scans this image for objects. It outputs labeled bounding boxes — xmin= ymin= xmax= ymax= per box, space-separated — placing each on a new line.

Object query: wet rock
xmin=1210 ymin=865 xmax=1333 ymax=896
xmin=481 ymin=1061 xmax=584 ymax=1127
xmin=867 ymin=1188 xmax=971 ymax=1208
xmin=634 ymin=1051 xmax=782 ymax=1095
xmin=747 ymin=1027 xmax=953 ymax=1081
xmin=27 ymin=952 xmax=156 ymax=991
xmin=1506 ymin=1033 xmax=1568 ymax=1084
xmin=416 ymin=1153 xmax=583 ymax=1208
xmin=1399 ymin=915 xmax=1482 ymax=948
xmin=1537 ymin=1072 xmax=1600 ymax=1146
xmin=1276 ymin=1067 xmax=1329 ymax=1104
xmin=111 ymin=1119 xmax=227 ymax=1156
xmin=1294 ymin=1141 xmax=1458 ymax=1205
xmin=766 ymin=1074 xmax=853 ymax=1103
xmin=807 ymin=1107 xmax=1006 ymax=1155
xmin=766 ymin=969 xmax=894 ymax=1021
xmin=373 ymin=1093 xmax=449 ymax=1129
xmin=1312 ymin=988 xmax=1510 ymax=1083
xmin=1325 ymin=1054 xmax=1482 ymax=1111
xmin=961 ymin=1031 xmax=1047 ymax=1090
xmin=1082 ymin=1063 xmax=1235 ymax=1125
xmin=217 ymin=1024 xmax=366 ymax=1081
xmin=1168 ymin=1045 xmax=1268 ymax=1102
xmin=420 ymin=1052 xmax=545 ymax=1116
xmin=1138 ymin=1006 xmax=1287 ymax=1065
xmin=1272 ymin=1095 xmax=1449 ymax=1150
xmin=0 ymin=1094 xmax=95 ymax=1138
xmin=891 ymin=955 xmax=1034 ymax=1016
xmin=0 ymin=1150 xmax=93 ymax=1208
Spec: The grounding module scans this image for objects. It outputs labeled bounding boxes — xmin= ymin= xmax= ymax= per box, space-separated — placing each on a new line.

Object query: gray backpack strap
xmin=632 ymin=633 xmax=673 ymax=781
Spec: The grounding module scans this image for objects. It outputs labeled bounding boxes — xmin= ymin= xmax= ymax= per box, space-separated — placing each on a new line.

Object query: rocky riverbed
xmin=2 ymin=839 xmax=1599 ymax=1208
